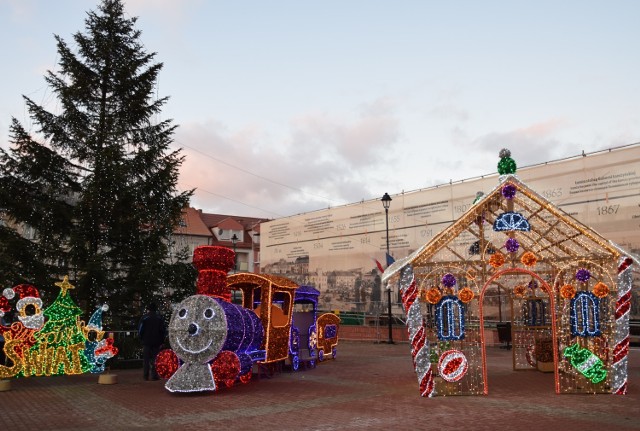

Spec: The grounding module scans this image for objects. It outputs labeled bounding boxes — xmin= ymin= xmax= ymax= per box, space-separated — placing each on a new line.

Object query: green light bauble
xmin=497 ymin=157 xmax=517 ymax=175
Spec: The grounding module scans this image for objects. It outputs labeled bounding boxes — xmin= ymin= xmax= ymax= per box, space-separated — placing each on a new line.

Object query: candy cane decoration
xmin=611 ymin=256 xmax=633 ymax=395
xmin=399 ymin=265 xmax=434 ymax=397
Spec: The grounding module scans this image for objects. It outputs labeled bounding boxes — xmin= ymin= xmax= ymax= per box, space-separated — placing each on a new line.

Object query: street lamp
xmin=381 ymin=192 xmax=394 ymax=344
xmin=231 ymin=233 xmax=238 ymax=273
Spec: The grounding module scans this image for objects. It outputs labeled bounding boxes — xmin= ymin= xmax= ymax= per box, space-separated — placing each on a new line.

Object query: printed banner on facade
xmin=262 ymin=146 xmax=640 ymax=317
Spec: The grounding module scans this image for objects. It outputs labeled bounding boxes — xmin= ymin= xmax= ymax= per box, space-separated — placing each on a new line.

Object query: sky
xmin=1 ymin=0 xmax=639 ymax=219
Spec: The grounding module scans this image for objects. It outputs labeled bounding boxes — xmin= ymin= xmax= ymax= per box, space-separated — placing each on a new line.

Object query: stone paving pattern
xmin=0 ymin=342 xmax=639 ymax=430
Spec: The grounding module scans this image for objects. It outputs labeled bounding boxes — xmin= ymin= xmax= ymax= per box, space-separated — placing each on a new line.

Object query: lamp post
xmin=381 ymin=192 xmax=394 ymax=344
xmin=231 ymin=234 xmax=238 ymax=273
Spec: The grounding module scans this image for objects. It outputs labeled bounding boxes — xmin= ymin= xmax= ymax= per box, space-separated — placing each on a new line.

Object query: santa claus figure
xmin=3 ymin=284 xmax=44 ymax=330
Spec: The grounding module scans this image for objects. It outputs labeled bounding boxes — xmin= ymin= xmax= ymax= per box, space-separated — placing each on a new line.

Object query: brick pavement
xmin=0 ymin=342 xmax=639 ymax=431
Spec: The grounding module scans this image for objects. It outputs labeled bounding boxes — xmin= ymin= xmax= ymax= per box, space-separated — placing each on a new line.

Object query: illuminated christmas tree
xmin=0 ymin=0 xmax=193 ymax=324
xmin=22 ymin=277 xmax=91 ymax=376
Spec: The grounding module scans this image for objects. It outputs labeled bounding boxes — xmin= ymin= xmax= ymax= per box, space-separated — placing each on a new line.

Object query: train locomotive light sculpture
xmin=165 ymin=295 xmax=264 ymax=392
xmin=158 ymin=245 xmax=340 ymax=393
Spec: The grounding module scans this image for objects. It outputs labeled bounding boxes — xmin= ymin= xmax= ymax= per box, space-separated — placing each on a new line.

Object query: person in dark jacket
xmin=138 ymin=302 xmax=166 ymax=380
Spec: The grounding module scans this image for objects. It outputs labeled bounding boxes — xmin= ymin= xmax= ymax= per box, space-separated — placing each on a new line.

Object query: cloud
xmin=174 ymin=98 xmax=402 ymax=217
xmin=472 ymin=118 xmax=570 ymax=167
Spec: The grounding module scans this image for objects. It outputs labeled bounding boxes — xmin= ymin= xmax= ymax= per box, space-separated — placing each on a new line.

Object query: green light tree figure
xmin=22 ymin=277 xmax=91 ymax=376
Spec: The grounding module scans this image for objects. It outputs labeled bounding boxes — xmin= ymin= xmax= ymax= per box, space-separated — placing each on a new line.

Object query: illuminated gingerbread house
xmin=382 ymin=150 xmax=636 ymax=396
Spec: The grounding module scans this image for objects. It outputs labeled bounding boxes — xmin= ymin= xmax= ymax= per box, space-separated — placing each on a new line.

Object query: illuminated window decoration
xmin=435 ymin=296 xmax=465 ymax=341
xmin=501 ymin=183 xmax=517 ymax=199
xmin=441 ymin=273 xmax=456 ymax=288
xmin=575 ymin=268 xmax=591 ymax=283
xmin=493 ymin=212 xmax=531 ymax=232
xmin=570 ymin=291 xmax=601 ymax=337
xmin=563 ymin=343 xmax=607 ymax=384
xmin=325 ymin=324 xmax=337 ymax=339
xmin=497 ymin=148 xmax=517 ymax=175
xmin=520 ymin=251 xmax=537 ymax=267
xmin=438 ymin=349 xmax=468 ymax=382
xmin=505 ymin=237 xmax=520 ymax=253
xmin=524 ymin=299 xmax=546 ymax=326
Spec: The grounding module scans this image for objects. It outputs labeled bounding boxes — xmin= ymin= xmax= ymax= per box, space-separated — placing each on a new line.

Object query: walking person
xmin=138 ymin=302 xmax=166 ymax=381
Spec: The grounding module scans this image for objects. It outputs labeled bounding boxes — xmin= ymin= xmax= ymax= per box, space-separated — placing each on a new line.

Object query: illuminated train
xmin=156 ymin=246 xmax=339 ymax=393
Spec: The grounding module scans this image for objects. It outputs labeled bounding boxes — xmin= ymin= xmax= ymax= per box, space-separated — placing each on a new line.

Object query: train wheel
xmin=332 ymin=347 xmax=337 ymax=359
xmin=224 ymin=379 xmax=235 ymax=388
xmin=318 ymin=350 xmax=324 ymax=362
xmin=292 ymin=355 xmax=299 ymax=371
xmin=309 ymin=359 xmax=316 ymax=368
xmin=239 ymin=371 xmax=252 ymax=384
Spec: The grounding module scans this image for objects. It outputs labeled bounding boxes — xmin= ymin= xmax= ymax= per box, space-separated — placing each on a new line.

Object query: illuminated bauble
xmin=438 ymin=349 xmax=468 ymax=382
xmin=441 ymin=273 xmax=457 ymax=288
xmin=513 ymin=285 xmax=526 ymax=297
xmin=520 ymin=251 xmax=537 ymax=267
xmin=505 ymin=237 xmax=519 ymax=253
xmin=426 ymin=288 xmax=442 ymax=304
xmin=3 ymin=287 xmax=15 ymax=300
xmin=497 ymin=148 xmax=517 ymax=175
xmin=560 ymin=284 xmax=577 ymax=299
xmin=575 ymin=268 xmax=591 ymax=283
xmin=593 ymin=282 xmax=609 ymax=298
xmin=489 ymin=252 xmax=506 ymax=268
xmin=501 ymin=183 xmax=517 ymax=199
xmin=458 ymin=288 xmax=474 ymax=303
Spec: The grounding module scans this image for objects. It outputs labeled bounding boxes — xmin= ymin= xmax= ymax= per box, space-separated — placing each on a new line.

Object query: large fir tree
xmin=0 ymin=0 xmax=194 ymax=326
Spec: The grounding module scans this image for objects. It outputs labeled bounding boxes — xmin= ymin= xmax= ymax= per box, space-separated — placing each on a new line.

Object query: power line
xmin=183 ymin=183 xmax=286 ymax=218
xmin=174 ymin=140 xmax=347 ymax=206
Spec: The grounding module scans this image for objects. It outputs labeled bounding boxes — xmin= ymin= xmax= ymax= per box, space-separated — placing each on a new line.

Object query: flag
xmin=386 ymin=253 xmax=395 ymax=267
xmin=373 ymin=258 xmax=385 ymax=273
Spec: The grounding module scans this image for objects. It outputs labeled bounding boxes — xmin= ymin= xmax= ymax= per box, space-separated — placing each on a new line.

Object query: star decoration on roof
xmin=55 ymin=275 xmax=75 ymax=297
